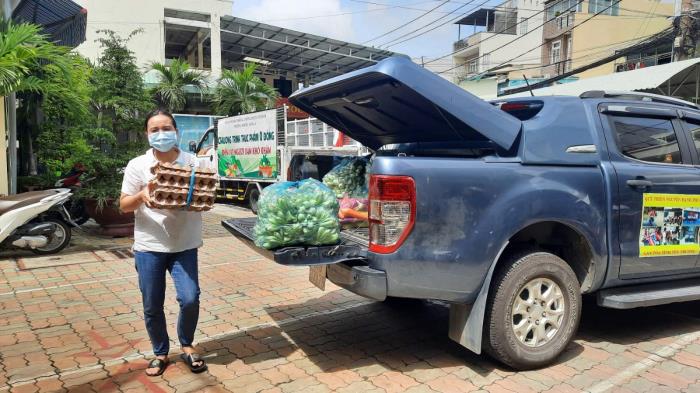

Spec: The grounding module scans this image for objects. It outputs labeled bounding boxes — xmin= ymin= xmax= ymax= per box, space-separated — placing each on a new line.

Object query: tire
xmin=31 ymin=218 xmax=72 ymax=255
xmin=483 ymin=251 xmax=581 ymax=370
xmin=248 ymin=188 xmax=260 ymax=215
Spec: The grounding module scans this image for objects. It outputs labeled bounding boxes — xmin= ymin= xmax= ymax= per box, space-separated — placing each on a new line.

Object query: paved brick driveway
xmin=2 ymin=204 xmax=700 ymax=392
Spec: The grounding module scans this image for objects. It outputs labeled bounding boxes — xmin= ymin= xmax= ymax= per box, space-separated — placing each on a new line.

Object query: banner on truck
xmin=173 ymin=114 xmax=219 ymax=154
xmin=639 ymin=193 xmax=700 ymax=257
xmin=217 ymin=109 xmax=277 ymax=179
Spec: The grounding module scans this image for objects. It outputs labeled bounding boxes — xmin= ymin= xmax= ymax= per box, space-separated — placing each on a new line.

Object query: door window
xmin=683 ymin=120 xmax=700 ymax=156
xmin=611 ymin=116 xmax=682 ymax=164
xmin=550 ymin=41 xmax=561 ymax=64
xmin=197 ymin=129 xmax=216 ymax=157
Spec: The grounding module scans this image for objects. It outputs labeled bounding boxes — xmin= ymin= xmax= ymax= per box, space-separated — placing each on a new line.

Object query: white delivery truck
xmin=195 ymin=107 xmax=367 ymax=213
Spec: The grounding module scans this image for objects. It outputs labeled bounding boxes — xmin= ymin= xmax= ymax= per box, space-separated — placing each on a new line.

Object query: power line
xmin=481 ymin=31 xmax=671 ymax=75
xmin=424 ymin=0 xmax=554 ymax=66
xmin=439 ymin=0 xmax=584 ymax=71
xmin=377 ymin=0 xmax=483 ymax=48
xmin=502 ymin=27 xmax=675 ymax=95
xmin=444 ymin=0 xmax=623 ymax=77
xmin=424 ymin=0 xmax=672 ymax=66
xmin=473 ymin=32 xmax=663 ymax=68
xmin=360 ymin=0 xmax=450 ymax=44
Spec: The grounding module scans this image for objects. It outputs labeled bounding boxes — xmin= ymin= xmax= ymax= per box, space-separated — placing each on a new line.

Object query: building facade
xmin=452 ymin=0 xmax=546 ymax=83
xmin=73 ymin=0 xmax=230 ymax=78
xmin=541 ymin=0 xmax=675 ymax=80
xmin=72 ymin=0 xmax=396 ymax=106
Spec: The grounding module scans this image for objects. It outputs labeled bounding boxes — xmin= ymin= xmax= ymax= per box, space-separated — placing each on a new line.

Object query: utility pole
xmin=675 ymin=0 xmax=697 ymax=61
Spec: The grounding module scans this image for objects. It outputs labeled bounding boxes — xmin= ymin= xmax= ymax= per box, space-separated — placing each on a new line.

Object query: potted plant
xmin=76 ymin=29 xmax=152 ymax=236
xmin=80 ymin=178 xmax=135 ymax=237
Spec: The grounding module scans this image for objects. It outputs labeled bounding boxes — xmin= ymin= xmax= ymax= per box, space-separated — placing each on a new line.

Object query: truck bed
xmin=222 ymin=218 xmax=368 ymax=266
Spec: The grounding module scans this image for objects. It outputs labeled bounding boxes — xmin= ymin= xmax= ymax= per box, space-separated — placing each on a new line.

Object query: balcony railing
xmin=614 ymin=52 xmax=673 ymax=72
xmin=453 ymin=32 xmax=486 ymax=53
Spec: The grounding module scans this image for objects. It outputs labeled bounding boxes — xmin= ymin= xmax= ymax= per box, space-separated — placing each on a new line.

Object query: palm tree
xmin=149 ymin=59 xmax=207 ymax=112
xmin=212 ymin=63 xmax=279 ymax=116
xmin=0 ymin=18 xmax=71 ymax=96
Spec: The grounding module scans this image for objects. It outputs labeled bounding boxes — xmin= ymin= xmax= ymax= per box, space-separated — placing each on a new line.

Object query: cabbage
xmin=254 ymin=179 xmax=340 ymax=249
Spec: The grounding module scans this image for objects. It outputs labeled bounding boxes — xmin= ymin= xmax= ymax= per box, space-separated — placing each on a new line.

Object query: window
xmin=482 ymin=53 xmax=491 ymax=68
xmin=566 ymin=36 xmax=573 ymax=71
xmin=684 ymin=120 xmax=700 ymax=156
xmin=612 ymin=116 xmax=682 ymax=164
xmin=551 ymin=41 xmax=561 ymax=64
xmin=519 ymin=17 xmax=528 ymax=34
xmin=546 ymin=0 xmax=583 ymax=21
xmin=588 ymin=0 xmax=619 ymax=16
xmin=467 ymin=58 xmax=479 ymax=73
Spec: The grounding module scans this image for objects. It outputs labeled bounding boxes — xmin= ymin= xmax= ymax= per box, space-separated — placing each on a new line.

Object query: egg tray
xmin=149 ymin=162 xmax=218 ymax=211
xmin=150 ymin=162 xmax=217 ymax=191
xmin=150 ymin=187 xmax=216 ymax=212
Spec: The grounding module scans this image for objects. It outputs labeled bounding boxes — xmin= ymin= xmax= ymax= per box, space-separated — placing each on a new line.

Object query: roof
xmin=12 ymin=0 xmax=87 ymax=48
xmin=218 ymin=16 xmax=401 ymax=84
xmin=455 ymin=8 xmax=492 ymax=26
xmin=503 ymin=58 xmax=700 ymax=98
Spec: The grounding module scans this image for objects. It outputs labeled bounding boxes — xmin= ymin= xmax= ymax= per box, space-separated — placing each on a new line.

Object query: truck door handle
xmin=627 ymin=179 xmax=653 ymax=188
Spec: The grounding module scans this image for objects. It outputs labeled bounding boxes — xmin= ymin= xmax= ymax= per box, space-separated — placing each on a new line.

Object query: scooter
xmin=0 ymin=188 xmax=75 ymax=255
xmin=54 ymin=163 xmax=91 ymax=226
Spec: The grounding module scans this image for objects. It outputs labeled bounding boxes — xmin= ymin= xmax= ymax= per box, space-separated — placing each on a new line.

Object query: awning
xmin=218 ymin=16 xmax=401 ymax=84
xmin=503 ymin=58 xmax=700 ymax=100
xmin=12 ymin=0 xmax=87 ymax=48
xmin=454 ymin=8 xmax=492 ymax=26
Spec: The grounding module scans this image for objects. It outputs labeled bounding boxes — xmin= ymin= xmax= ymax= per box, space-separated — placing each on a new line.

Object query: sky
xmin=230 ymin=0 xmax=494 ymax=60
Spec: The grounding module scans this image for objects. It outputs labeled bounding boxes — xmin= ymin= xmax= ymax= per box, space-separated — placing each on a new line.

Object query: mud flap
xmin=448 ymin=242 xmax=508 ymax=354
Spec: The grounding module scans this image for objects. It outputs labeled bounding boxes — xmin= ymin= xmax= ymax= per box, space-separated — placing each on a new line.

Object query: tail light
xmin=368 ymin=175 xmax=416 ymax=254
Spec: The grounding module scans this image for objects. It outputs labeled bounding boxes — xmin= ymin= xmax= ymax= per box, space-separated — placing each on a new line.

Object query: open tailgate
xmin=289 ymin=56 xmax=522 ymax=151
xmin=222 ymin=218 xmax=368 ymax=266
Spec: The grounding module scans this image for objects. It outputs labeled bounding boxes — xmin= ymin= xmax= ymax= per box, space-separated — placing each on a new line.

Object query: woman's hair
xmin=144 ymin=109 xmax=177 ymax=130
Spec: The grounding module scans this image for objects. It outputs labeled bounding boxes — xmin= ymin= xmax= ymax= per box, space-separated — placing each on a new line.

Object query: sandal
xmin=145 ymin=358 xmax=169 ymax=377
xmin=181 ymin=352 xmax=208 ymax=373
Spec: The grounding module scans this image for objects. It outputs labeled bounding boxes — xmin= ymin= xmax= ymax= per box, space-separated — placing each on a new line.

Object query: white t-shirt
xmin=121 ymin=149 xmax=212 ymax=253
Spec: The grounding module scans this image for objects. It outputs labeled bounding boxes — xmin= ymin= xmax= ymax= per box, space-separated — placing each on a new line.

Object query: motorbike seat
xmin=0 ymin=190 xmax=63 ymax=216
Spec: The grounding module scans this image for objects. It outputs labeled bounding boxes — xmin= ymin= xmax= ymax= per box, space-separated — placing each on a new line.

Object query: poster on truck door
xmin=216 ymin=109 xmax=277 ymax=179
xmin=639 ymin=193 xmax=700 ymax=257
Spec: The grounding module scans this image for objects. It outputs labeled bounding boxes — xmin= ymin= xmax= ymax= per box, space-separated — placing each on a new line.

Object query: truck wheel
xmin=484 ymin=251 xmax=581 ymax=370
xmin=248 ymin=188 xmax=260 ymax=214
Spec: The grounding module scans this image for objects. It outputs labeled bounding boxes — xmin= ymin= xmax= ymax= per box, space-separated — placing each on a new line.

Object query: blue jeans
xmin=134 ymin=248 xmax=200 ymax=356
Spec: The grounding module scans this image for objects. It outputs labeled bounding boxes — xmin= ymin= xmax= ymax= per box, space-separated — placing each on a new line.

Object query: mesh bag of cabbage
xmin=254 ymin=178 xmax=341 ymax=250
xmin=322 ymin=157 xmax=370 ymax=198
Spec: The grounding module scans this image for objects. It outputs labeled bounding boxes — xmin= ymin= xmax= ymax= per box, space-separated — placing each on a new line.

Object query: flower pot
xmin=85 ymin=198 xmax=134 ymax=237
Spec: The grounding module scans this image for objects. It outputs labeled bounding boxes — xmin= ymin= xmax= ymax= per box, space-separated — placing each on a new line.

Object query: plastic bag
xmin=338 ymin=195 xmax=369 ymax=228
xmin=322 ymin=157 xmax=370 ymax=198
xmin=254 ymin=179 xmax=340 ymax=249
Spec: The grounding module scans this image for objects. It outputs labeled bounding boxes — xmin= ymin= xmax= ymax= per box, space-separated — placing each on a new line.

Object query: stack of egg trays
xmin=149 ymin=162 xmax=217 ymax=211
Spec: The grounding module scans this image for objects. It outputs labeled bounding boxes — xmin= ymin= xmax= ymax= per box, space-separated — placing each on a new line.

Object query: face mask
xmin=148 ymin=131 xmax=178 ymax=153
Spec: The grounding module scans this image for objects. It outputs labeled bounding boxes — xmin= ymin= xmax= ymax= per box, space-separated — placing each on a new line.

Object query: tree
xmin=0 ymin=18 xmax=84 ymax=176
xmin=211 ymin=63 xmax=279 ymax=116
xmin=0 ymin=18 xmax=71 ymax=96
xmin=73 ymin=29 xmax=151 ymax=208
xmin=90 ymin=29 xmax=152 ymax=141
xmin=149 ymin=59 xmax=207 ymax=112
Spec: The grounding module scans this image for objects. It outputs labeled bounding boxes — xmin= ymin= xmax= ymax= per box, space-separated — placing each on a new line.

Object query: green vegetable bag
xmin=322 ymin=157 xmax=370 ymax=198
xmin=254 ymin=179 xmax=341 ymax=249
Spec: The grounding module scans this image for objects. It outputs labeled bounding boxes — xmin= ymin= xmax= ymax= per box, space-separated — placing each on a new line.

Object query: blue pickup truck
xmin=223 ymin=57 xmax=700 ymax=370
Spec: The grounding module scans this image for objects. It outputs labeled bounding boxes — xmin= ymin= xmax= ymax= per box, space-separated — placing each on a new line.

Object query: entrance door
xmin=602 ymin=104 xmax=700 ymax=278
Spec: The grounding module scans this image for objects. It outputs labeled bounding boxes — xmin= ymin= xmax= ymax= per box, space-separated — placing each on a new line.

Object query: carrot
xmin=339 ymin=208 xmax=368 ymax=220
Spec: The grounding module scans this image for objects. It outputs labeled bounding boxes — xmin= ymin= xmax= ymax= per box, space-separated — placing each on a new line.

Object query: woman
xmin=120 ymin=109 xmax=208 ymax=377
